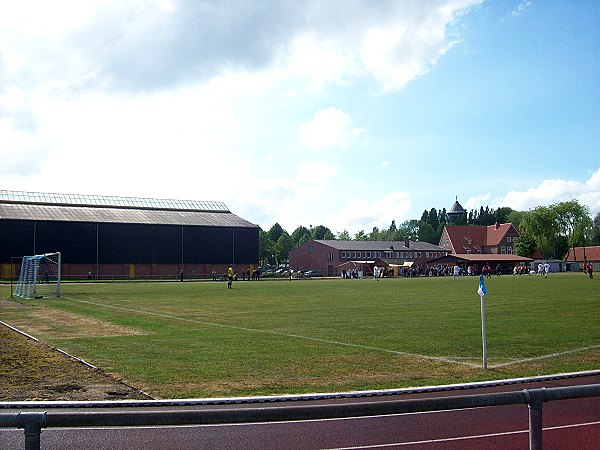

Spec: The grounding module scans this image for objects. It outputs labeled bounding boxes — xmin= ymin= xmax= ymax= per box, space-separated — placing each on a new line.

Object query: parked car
xmin=304 ymin=270 xmax=321 ymax=277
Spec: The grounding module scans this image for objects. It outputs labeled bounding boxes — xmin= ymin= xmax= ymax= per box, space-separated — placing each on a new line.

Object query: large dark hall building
xmin=0 ymin=190 xmax=259 ymax=280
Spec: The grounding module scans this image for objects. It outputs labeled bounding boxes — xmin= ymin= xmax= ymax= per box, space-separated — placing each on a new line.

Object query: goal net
xmin=14 ymin=252 xmax=61 ymax=299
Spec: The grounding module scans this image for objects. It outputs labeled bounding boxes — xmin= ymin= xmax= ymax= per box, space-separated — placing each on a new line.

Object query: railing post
xmin=16 ymin=411 xmax=46 ymax=450
xmin=524 ymin=388 xmax=546 ymax=450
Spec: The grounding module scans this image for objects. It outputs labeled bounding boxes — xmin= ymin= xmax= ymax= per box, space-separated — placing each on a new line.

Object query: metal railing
xmin=1 ymin=384 xmax=598 ymax=450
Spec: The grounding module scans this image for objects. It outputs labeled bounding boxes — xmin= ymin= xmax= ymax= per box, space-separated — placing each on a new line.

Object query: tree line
xmin=259 ymin=200 xmax=600 ymax=267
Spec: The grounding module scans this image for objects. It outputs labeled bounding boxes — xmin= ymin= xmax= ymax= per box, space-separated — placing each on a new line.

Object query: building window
xmin=512 ymin=236 xmax=518 ymax=243
xmin=501 ymin=246 xmax=506 ymax=254
xmin=426 ymin=252 xmax=429 ymax=258
xmin=477 ymin=249 xmax=482 ymax=254
xmin=507 ymin=247 xmax=513 ymax=254
xmin=378 ymin=252 xmax=381 ymax=258
xmin=328 ymin=252 xmax=333 ymax=262
xmin=418 ymin=252 xmax=421 ymax=258
xmin=400 ymin=252 xmax=404 ymax=258
xmin=507 ymin=237 xmax=512 ymax=243
xmin=466 ymin=250 xmax=471 ymax=254
xmin=352 ymin=251 xmax=356 ymax=258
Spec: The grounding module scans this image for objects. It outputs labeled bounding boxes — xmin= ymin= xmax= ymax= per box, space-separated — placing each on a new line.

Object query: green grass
xmin=1 ymin=273 xmax=598 ymax=398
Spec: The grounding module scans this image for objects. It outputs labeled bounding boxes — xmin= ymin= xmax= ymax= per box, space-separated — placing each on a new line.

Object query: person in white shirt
xmin=453 ymin=265 xmax=460 ymax=280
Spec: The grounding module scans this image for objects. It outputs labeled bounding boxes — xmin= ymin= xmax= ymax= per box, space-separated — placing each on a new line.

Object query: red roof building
xmin=434 ymin=223 xmax=532 ymax=274
xmin=563 ymin=246 xmax=600 ymax=271
xmin=439 ymin=223 xmax=521 ymax=255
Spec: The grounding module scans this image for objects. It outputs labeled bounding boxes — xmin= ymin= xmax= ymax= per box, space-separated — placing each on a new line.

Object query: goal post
xmin=14 ymin=252 xmax=61 ymax=299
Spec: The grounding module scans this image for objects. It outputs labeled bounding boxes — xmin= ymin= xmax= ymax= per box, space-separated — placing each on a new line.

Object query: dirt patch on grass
xmin=7 ymin=307 xmax=146 ymax=339
xmin=0 ymin=299 xmax=26 ymax=308
xmin=0 ymin=323 xmax=151 ymax=401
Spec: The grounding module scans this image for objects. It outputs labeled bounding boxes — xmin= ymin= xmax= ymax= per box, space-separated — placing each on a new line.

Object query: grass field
xmin=1 ymin=272 xmax=598 ymax=399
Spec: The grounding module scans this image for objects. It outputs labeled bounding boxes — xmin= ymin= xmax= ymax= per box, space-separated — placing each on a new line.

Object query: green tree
xmin=508 ymin=210 xmax=527 ymax=229
xmin=417 ymin=222 xmax=436 ymax=243
xmin=386 ymin=220 xmax=399 ymax=240
xmin=398 ymin=220 xmax=419 ymax=241
xmin=268 ymin=223 xmax=285 ymax=243
xmin=552 ymin=200 xmax=592 ymax=261
xmin=336 ymin=229 xmax=351 ymax=240
xmin=310 ymin=225 xmax=334 ymax=240
xmin=369 ymin=227 xmax=381 ymax=240
xmin=592 ymin=212 xmax=600 ymax=245
xmin=354 ymin=230 xmax=368 ymax=240
xmin=274 ymin=232 xmax=294 ymax=265
xmin=520 ymin=206 xmax=557 ymax=258
xmin=428 ymin=208 xmax=439 ymax=233
xmin=494 ymin=207 xmax=513 ymax=224
xmin=258 ymin=228 xmax=273 ymax=266
xmin=552 ymin=200 xmax=592 ymax=248
xmin=514 ymin=233 xmax=537 ymax=257
xmin=291 ymin=226 xmax=311 ymax=247
xmin=455 ymin=212 xmax=467 ymax=225
xmin=438 ymin=208 xmax=447 ymax=226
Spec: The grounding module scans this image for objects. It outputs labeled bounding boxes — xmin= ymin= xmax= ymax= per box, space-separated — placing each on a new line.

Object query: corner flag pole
xmin=477 ymin=274 xmax=488 ymax=369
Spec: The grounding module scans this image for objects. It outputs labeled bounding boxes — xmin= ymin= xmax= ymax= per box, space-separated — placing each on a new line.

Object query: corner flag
xmin=477 ymin=274 xmax=487 ymax=297
xmin=477 ymin=274 xmax=488 ymax=369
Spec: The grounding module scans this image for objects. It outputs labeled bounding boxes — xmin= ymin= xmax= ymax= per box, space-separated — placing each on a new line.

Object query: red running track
xmin=1 ymin=374 xmax=599 ymax=449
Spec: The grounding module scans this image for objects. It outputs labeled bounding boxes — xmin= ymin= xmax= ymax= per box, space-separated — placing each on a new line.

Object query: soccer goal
xmin=14 ymin=252 xmax=61 ymax=299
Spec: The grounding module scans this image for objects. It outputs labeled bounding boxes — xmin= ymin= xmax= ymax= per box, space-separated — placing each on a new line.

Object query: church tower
xmin=447 ymin=197 xmax=466 ymax=224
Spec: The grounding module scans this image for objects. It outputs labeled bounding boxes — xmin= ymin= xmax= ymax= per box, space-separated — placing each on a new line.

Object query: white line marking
xmin=321 ymin=420 xmax=600 ymax=449
xmin=71 ymin=299 xmax=480 ymax=368
xmin=490 ymin=345 xmax=600 ymax=368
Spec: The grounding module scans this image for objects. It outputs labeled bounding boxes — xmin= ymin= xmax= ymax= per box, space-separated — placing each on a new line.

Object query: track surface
xmin=1 ymin=374 xmax=599 ymax=449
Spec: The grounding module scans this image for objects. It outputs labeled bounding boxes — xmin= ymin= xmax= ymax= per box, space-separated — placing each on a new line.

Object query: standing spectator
xmin=587 ymin=262 xmax=593 ymax=279
xmin=227 ymin=265 xmax=234 ymax=288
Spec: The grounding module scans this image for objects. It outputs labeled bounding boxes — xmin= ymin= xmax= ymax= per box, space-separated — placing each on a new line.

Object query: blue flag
xmin=477 ymin=274 xmax=487 ymax=297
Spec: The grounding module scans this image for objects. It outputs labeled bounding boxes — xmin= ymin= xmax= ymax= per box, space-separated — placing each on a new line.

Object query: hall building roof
xmin=0 ymin=190 xmax=257 ymax=228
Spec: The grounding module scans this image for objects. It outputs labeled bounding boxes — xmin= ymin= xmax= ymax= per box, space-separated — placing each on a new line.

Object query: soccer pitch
xmin=1 ymin=273 xmax=599 ymax=399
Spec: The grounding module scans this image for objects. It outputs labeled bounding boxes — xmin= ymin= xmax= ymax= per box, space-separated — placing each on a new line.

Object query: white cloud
xmin=226 ymin=158 xmax=340 ymax=231
xmin=293 ymin=160 xmax=339 ymax=194
xmin=300 ymin=107 xmax=365 ymax=150
xmin=512 ymin=1 xmax=533 ymax=16
xmin=283 ymin=35 xmax=361 ymax=91
xmin=490 ymin=169 xmax=600 ymax=216
xmin=327 ymin=191 xmax=413 ymax=235
xmin=359 ymin=1 xmax=481 ymax=92
xmin=465 ymin=193 xmax=491 ymax=211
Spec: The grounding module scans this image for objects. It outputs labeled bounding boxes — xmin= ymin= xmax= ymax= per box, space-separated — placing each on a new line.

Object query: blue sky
xmin=1 ymin=0 xmax=598 ymax=234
